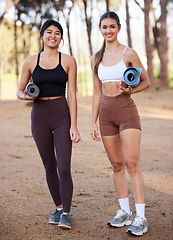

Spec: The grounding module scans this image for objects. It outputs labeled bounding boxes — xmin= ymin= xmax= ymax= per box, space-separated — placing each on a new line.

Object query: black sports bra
xmin=32 ymin=52 xmax=68 ymax=97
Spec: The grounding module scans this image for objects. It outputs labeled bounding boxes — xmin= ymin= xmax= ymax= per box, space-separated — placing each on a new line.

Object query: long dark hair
xmin=40 ymin=19 xmax=63 ymax=51
xmin=94 ymin=11 xmax=121 ymax=74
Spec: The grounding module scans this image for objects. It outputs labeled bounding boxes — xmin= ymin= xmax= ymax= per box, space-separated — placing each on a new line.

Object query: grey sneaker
xmin=58 ymin=213 xmax=71 ymax=229
xmin=49 ymin=208 xmax=63 ymax=225
xmin=107 ymin=210 xmax=133 ymax=227
xmin=126 ymin=216 xmax=148 ymax=236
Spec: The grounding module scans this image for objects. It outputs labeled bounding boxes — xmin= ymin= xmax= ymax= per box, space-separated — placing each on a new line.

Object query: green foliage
xmin=168 ymin=68 xmax=173 ymax=89
xmin=154 ymin=64 xmax=173 ymax=89
xmin=77 ymin=70 xmax=92 ymax=83
xmin=77 ymin=70 xmax=93 ymax=96
xmin=153 ymin=65 xmax=160 ymax=79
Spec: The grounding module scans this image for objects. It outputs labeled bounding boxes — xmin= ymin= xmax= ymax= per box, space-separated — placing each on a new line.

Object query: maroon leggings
xmin=31 ymin=97 xmax=72 ymax=212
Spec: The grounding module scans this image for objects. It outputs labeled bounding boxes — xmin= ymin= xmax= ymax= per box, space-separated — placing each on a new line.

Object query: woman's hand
xmin=119 ymin=80 xmax=133 ymax=95
xmin=70 ymin=127 xmax=81 ymax=143
xmin=91 ymin=123 xmax=101 ymax=141
xmin=17 ymin=89 xmax=37 ymax=101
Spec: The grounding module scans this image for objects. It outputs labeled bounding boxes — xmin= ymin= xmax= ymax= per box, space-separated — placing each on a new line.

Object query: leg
xmin=53 ymin=110 xmax=72 ymax=213
xmin=103 ymin=134 xmax=134 ymax=228
xmin=102 ymin=134 xmax=128 ymax=199
xmin=31 ymin=116 xmax=61 ymax=207
xmin=120 ymin=129 xmax=145 ymax=204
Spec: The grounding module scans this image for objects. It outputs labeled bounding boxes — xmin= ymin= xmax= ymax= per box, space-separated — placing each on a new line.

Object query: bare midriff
xmin=38 ymin=96 xmax=63 ymax=100
xmin=102 ymin=82 xmax=121 ymax=96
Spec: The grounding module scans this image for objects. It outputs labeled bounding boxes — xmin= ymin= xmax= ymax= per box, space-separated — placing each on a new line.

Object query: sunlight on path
xmin=139 ymin=106 xmax=173 ymax=120
xmin=143 ymin=172 xmax=173 ymax=195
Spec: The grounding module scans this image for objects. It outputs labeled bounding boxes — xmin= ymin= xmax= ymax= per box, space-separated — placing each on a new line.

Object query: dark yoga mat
xmin=26 ymin=82 xmax=40 ymax=97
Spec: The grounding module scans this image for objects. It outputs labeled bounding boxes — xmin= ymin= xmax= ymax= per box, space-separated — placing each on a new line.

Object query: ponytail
xmin=93 ymin=40 xmax=106 ymax=74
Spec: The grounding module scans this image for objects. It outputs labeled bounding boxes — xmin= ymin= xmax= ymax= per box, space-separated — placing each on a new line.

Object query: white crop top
xmin=98 ymin=46 xmax=128 ymax=83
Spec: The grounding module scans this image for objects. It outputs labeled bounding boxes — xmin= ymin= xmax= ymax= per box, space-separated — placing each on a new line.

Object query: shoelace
xmin=50 ymin=209 xmax=56 ymax=215
xmin=116 ymin=210 xmax=126 ymax=217
xmin=132 ymin=216 xmax=144 ymax=227
xmin=60 ymin=214 xmax=70 ymax=223
xmin=50 ymin=208 xmax=63 ymax=215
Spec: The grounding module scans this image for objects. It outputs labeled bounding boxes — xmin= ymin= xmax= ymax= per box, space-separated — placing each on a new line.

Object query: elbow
xmin=16 ymin=90 xmax=20 ymax=99
xmin=147 ymin=79 xmax=151 ymax=89
xmin=142 ymin=77 xmax=150 ymax=90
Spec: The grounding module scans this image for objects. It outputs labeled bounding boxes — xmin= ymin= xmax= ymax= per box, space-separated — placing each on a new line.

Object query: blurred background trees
xmin=0 ymin=0 xmax=172 ymax=99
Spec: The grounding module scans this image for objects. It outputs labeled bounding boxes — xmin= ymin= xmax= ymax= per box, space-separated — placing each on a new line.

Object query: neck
xmin=105 ymin=42 xmax=120 ymax=52
xmin=42 ymin=47 xmax=59 ymax=57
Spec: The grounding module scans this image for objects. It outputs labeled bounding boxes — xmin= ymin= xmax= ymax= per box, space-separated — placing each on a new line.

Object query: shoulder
xmin=23 ymin=54 xmax=38 ymax=66
xmin=21 ymin=54 xmax=38 ymax=74
xmin=61 ymin=52 xmax=76 ymax=64
xmin=123 ymin=47 xmax=141 ymax=65
xmin=124 ymin=47 xmax=139 ymax=59
xmin=91 ymin=53 xmax=96 ymax=62
xmin=90 ymin=53 xmax=97 ymax=68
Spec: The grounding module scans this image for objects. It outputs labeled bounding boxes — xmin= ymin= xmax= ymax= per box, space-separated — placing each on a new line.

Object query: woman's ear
xmin=118 ymin=24 xmax=121 ymax=32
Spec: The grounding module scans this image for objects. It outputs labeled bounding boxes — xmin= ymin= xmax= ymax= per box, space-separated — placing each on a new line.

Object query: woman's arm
xmin=91 ymin=55 xmax=102 ymax=141
xmin=17 ymin=56 xmax=37 ymax=101
xmin=120 ymin=48 xmax=150 ymax=94
xmin=66 ymin=56 xmax=80 ymax=143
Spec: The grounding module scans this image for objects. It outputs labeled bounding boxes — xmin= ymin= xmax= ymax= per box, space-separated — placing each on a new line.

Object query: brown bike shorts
xmin=99 ymin=93 xmax=141 ymax=136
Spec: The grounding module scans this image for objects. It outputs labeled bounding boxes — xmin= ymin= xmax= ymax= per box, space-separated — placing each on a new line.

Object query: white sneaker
xmin=107 ymin=210 xmax=133 ymax=227
xmin=126 ymin=215 xmax=148 ymax=236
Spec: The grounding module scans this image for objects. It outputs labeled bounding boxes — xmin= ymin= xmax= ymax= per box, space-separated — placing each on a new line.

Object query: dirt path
xmin=0 ymin=90 xmax=173 ymax=240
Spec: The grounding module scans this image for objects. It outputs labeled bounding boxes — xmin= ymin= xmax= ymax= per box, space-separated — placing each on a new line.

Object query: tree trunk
xmin=14 ymin=8 xmax=19 ymax=87
xmin=21 ymin=21 xmax=27 ymax=59
xmin=105 ymin=0 xmax=110 ymax=11
xmin=26 ymin=25 xmax=32 ymax=57
xmin=159 ymin=0 xmax=169 ymax=89
xmin=0 ymin=0 xmax=20 ymax=24
xmin=62 ymin=9 xmax=73 ymax=56
xmin=66 ymin=19 xmax=73 ymax=56
xmin=125 ymin=0 xmax=132 ymax=48
xmin=83 ymin=0 xmax=93 ymax=57
xmin=144 ymin=0 xmax=155 ymax=88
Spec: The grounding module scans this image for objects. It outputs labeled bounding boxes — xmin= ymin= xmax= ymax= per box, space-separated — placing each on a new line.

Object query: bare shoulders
xmin=124 ymin=47 xmax=138 ymax=58
xmin=91 ymin=53 xmax=96 ymax=62
xmin=61 ymin=52 xmax=76 ymax=68
xmin=61 ymin=52 xmax=75 ymax=62
xmin=23 ymin=54 xmax=37 ymax=67
xmin=24 ymin=54 xmax=37 ymax=63
xmin=123 ymin=47 xmax=140 ymax=66
xmin=22 ymin=54 xmax=38 ymax=73
xmin=90 ymin=53 xmax=97 ymax=68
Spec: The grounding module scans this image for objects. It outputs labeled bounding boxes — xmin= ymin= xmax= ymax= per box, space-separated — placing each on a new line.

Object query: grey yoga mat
xmin=123 ymin=67 xmax=142 ymax=88
xmin=26 ymin=82 xmax=40 ymax=97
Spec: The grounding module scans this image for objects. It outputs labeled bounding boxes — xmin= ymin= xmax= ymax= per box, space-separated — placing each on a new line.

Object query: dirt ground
xmin=0 ymin=89 xmax=173 ymax=240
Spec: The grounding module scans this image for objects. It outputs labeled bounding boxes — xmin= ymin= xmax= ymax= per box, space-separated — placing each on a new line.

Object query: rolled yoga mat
xmin=26 ymin=82 xmax=40 ymax=97
xmin=123 ymin=67 xmax=142 ymax=88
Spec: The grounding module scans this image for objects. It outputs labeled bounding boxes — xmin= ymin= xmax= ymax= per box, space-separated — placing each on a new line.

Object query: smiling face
xmin=41 ymin=25 xmax=62 ymax=49
xmin=100 ymin=18 xmax=121 ymax=42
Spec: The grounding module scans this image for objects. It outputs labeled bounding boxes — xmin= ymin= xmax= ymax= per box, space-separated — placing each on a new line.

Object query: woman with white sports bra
xmin=91 ymin=11 xmax=150 ymax=237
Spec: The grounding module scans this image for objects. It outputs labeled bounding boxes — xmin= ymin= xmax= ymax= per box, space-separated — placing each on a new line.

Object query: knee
xmin=112 ymin=162 xmax=124 ymax=173
xmin=44 ymin=162 xmax=57 ymax=175
xmin=59 ymin=167 xmax=71 ymax=179
xmin=125 ymin=160 xmax=139 ymax=175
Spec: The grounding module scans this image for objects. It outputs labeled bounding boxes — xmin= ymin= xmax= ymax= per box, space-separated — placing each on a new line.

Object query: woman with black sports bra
xmin=17 ymin=19 xmax=80 ymax=229
xmin=91 ymin=12 xmax=150 ymax=236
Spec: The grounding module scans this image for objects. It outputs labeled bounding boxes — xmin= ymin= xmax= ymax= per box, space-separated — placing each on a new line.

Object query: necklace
xmin=105 ymin=44 xmax=120 ymax=52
